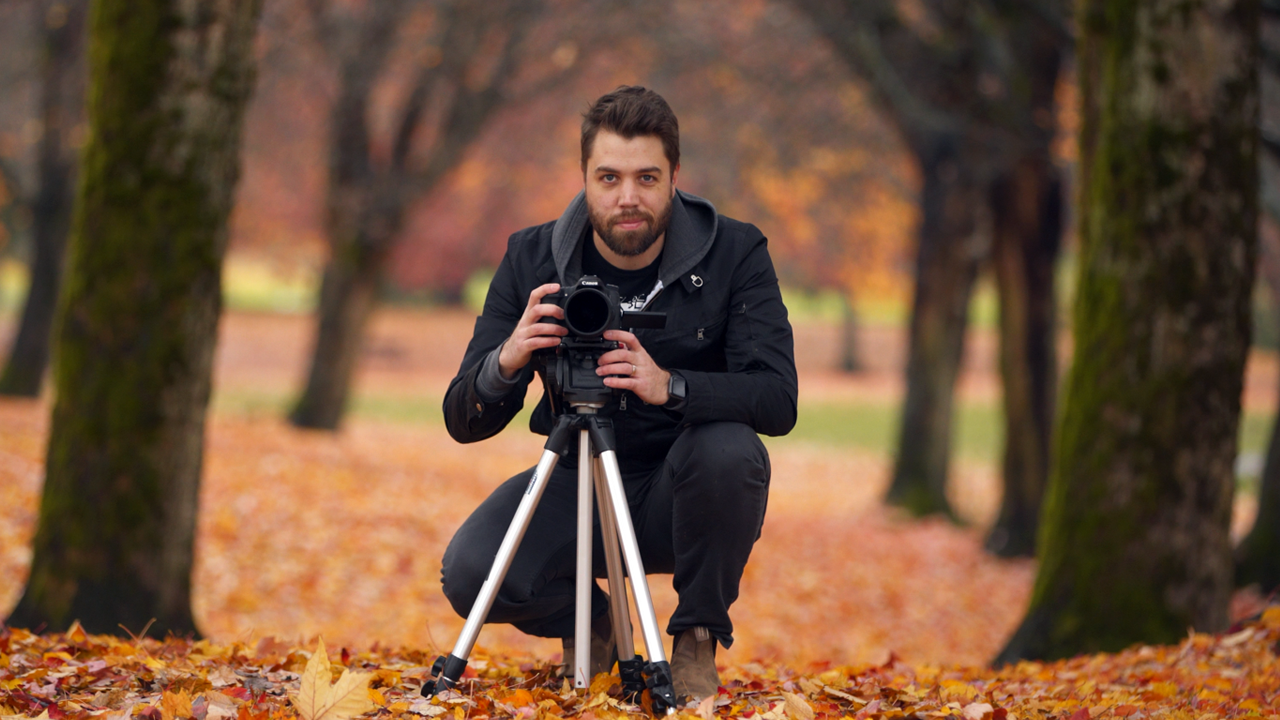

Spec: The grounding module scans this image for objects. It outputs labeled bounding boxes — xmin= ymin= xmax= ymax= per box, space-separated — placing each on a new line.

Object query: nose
xmin=619 ymin=179 xmax=640 ymax=206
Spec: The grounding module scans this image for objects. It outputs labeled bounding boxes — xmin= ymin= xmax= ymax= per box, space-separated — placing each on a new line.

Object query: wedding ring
xmin=631 ymin=364 xmax=637 ymax=376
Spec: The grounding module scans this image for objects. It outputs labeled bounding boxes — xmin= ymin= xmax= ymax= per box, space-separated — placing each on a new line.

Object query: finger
xmin=603 ymin=329 xmax=638 ymax=349
xmin=596 ymin=361 xmax=635 ymax=377
xmin=527 ymin=283 xmax=562 ymax=310
xmin=525 ymin=321 xmax=568 ymax=337
xmin=596 ymin=348 xmax=631 ymax=366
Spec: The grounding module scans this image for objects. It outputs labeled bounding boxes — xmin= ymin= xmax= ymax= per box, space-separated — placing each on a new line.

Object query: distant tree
xmin=1236 ymin=0 xmax=1280 ymax=596
xmin=997 ymin=0 xmax=1257 ymax=662
xmin=288 ymin=0 xmax=572 ymax=430
xmin=6 ymin=0 xmax=262 ymax=636
xmin=0 ymin=0 xmax=87 ymax=397
xmin=792 ymin=0 xmax=1069 ymax=542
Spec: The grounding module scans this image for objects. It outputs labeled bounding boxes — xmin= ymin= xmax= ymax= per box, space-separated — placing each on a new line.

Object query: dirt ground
xmin=0 ymin=308 xmax=1272 ymax=670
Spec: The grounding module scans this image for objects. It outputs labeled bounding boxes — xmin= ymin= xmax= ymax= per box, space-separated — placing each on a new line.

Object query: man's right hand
xmin=497 ymin=283 xmax=567 ymax=380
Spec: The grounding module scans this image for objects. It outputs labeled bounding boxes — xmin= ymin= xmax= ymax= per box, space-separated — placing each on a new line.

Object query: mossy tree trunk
xmin=5 ymin=0 xmax=262 ymax=637
xmin=886 ymin=141 xmax=983 ymax=518
xmin=996 ymin=0 xmax=1258 ymax=663
xmin=0 ymin=0 xmax=87 ymax=397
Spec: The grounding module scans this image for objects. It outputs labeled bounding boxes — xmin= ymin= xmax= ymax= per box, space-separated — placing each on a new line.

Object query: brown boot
xmin=670 ymin=627 xmax=720 ymax=703
xmin=559 ymin=612 xmax=618 ymax=680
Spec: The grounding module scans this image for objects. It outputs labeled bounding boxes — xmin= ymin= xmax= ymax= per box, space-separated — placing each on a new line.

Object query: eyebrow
xmin=595 ymin=165 xmax=664 ymax=175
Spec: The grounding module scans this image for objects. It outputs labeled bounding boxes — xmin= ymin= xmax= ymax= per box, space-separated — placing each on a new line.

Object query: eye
xmin=641 ymin=174 xmax=657 ymax=183
xmin=601 ymin=173 xmax=617 ymax=183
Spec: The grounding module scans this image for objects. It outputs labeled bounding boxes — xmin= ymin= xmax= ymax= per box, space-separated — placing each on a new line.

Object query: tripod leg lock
xmin=618 ymin=655 xmax=646 ymax=702
xmin=643 ymin=660 xmax=678 ymax=714
xmin=422 ymin=654 xmax=468 ymax=697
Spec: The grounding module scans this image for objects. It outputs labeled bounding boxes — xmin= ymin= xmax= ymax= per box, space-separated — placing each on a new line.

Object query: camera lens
xmin=564 ymin=287 xmax=611 ymax=337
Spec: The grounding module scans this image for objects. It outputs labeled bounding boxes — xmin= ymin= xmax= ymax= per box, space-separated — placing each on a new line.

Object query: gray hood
xmin=550 ymin=189 xmax=720 ymax=292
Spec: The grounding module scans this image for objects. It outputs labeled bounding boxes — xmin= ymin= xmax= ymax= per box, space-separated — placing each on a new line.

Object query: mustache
xmin=611 ymin=211 xmax=652 ymax=225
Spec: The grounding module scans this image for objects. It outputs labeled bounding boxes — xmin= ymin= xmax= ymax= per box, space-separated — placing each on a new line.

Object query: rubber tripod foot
xmin=423 ymin=655 xmax=468 ymax=697
xmin=644 ymin=660 xmax=677 ymax=714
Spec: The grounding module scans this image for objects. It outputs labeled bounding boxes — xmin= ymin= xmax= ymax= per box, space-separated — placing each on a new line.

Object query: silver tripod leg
xmin=446 ymin=448 xmax=562 ymax=664
xmin=573 ymin=430 xmax=594 ymax=688
xmin=596 ymin=449 xmax=668 ymax=668
xmin=594 ymin=456 xmax=636 ymax=658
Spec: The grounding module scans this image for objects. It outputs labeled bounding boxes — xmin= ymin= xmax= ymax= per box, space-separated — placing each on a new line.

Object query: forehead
xmin=586 ymin=130 xmax=669 ymax=174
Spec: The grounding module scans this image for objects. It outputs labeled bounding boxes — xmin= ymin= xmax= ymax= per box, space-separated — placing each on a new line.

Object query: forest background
xmin=0 ymin=0 xmax=1277 ymax=683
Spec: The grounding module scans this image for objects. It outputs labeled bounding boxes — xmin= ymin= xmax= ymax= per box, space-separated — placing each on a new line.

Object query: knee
xmin=440 ymin=537 xmax=488 ymax=618
xmin=670 ymin=422 xmax=770 ymax=493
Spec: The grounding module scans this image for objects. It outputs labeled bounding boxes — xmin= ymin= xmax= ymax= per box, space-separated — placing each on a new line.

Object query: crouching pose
xmin=440 ymin=86 xmax=798 ymax=703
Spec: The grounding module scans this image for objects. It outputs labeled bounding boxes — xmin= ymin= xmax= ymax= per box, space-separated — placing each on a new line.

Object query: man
xmin=440 ymin=86 xmax=797 ymax=703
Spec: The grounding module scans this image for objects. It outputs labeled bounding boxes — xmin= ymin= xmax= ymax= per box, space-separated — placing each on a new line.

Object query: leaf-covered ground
xmin=2 ymin=609 xmax=1279 ymax=720
xmin=1 ymin=309 xmax=1277 ymax=718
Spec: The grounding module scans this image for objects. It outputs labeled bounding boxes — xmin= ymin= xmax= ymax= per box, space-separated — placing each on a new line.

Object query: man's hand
xmin=598 ymin=330 xmax=671 ymax=406
xmin=497 ymin=283 xmax=567 ymax=380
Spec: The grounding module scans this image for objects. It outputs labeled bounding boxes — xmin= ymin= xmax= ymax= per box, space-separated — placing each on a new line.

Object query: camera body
xmin=536 ymin=276 xmax=665 ymax=407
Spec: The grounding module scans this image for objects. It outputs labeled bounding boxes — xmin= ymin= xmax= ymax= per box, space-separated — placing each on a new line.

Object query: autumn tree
xmin=1236 ymin=0 xmax=1280 ymax=596
xmin=288 ymin=0 xmax=577 ymax=430
xmin=5 ymin=0 xmax=262 ymax=636
xmin=791 ymin=0 xmax=1069 ymax=554
xmin=997 ymin=0 xmax=1257 ymax=662
xmin=0 ymin=0 xmax=87 ymax=398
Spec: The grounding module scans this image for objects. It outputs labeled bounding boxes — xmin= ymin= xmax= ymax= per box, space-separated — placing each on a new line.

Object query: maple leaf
xmin=290 ymin=639 xmax=376 ymax=720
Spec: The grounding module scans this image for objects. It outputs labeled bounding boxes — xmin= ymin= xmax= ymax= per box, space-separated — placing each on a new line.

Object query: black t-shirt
xmin=580 ymin=232 xmax=661 ymax=311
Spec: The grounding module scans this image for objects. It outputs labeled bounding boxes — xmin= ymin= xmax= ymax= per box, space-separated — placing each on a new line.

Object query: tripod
xmin=424 ymin=403 xmax=679 ymax=715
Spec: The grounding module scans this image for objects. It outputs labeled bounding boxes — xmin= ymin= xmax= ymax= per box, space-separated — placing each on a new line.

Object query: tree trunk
xmin=984 ymin=154 xmax=1062 ymax=557
xmin=288 ymin=234 xmax=389 ymax=430
xmin=996 ymin=0 xmax=1257 ymax=663
xmin=5 ymin=0 xmax=262 ymax=637
xmin=885 ymin=142 xmax=984 ymax=518
xmin=838 ymin=293 xmax=862 ymax=373
xmin=0 ymin=0 xmax=87 ymax=397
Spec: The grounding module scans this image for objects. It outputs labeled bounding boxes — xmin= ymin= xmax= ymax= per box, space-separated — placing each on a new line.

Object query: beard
xmin=589 ymin=196 xmax=674 ymax=257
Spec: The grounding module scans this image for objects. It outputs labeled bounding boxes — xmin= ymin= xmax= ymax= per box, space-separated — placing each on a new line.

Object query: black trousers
xmin=440 ymin=421 xmax=770 ymax=649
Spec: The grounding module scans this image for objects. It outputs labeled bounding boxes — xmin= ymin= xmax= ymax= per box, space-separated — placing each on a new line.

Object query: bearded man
xmin=440 ymin=86 xmax=798 ymax=704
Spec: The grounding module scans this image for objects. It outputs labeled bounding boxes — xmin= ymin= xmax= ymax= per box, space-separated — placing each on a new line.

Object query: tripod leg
xmin=597 ymin=450 xmax=677 ymax=714
xmin=573 ymin=429 xmax=594 ymax=688
xmin=424 ymin=447 xmax=563 ymax=697
xmin=595 ymin=457 xmax=642 ymax=697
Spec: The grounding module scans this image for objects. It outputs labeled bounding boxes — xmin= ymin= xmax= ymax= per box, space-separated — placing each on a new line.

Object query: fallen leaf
xmin=290 ymin=639 xmax=375 ymax=720
xmin=961 ymin=702 xmax=993 ymax=720
xmin=782 ymin=692 xmax=814 ymax=720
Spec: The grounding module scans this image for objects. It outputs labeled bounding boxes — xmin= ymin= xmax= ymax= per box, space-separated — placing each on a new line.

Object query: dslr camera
xmin=536 ymin=276 xmax=665 ymax=406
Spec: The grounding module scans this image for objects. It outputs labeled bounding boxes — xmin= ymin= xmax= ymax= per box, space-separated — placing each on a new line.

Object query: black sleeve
xmin=442 ymin=248 xmax=537 ymax=443
xmin=674 ymin=232 xmax=798 ymax=436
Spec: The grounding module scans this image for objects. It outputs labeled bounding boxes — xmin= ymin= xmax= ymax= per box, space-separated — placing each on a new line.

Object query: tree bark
xmin=985 ymin=154 xmax=1062 ymax=557
xmin=5 ymin=0 xmax=262 ymax=637
xmin=885 ymin=141 xmax=984 ymax=518
xmin=0 ymin=0 xmax=87 ymax=397
xmin=996 ymin=0 xmax=1257 ymax=663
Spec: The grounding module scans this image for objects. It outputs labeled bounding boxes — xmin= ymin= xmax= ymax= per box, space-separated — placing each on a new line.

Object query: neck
xmin=593 ymin=232 xmax=665 ymax=271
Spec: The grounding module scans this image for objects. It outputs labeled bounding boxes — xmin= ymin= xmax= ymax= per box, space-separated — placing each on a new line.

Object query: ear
xmin=670 ymin=163 xmax=680 ymax=195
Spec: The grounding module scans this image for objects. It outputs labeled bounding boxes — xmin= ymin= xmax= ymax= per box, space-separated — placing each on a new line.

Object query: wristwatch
xmin=663 ymin=371 xmax=687 ymax=410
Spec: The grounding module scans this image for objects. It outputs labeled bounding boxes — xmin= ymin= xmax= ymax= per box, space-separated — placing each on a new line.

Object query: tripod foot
xmin=643 ymin=660 xmax=678 ymax=715
xmin=422 ymin=654 xmax=468 ymax=697
xmin=618 ymin=656 xmax=646 ymax=702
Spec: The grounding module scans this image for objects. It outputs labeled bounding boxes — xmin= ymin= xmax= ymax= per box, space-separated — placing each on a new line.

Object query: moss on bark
xmin=997 ymin=0 xmax=1259 ymax=663
xmin=5 ymin=0 xmax=262 ymax=637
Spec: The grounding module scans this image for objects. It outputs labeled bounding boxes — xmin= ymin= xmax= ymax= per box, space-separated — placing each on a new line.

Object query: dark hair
xmin=580 ymin=86 xmax=680 ymax=175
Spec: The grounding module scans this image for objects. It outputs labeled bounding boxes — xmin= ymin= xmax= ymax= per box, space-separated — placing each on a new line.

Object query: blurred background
xmin=0 ymin=0 xmax=1274 ymax=667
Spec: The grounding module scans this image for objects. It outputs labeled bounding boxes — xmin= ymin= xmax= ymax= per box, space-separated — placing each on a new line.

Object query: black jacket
xmin=442 ymin=189 xmax=798 ymax=472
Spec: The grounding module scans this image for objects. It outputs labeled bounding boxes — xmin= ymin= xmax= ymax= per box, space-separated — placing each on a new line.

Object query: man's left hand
xmin=598 ymin=330 xmax=670 ymax=406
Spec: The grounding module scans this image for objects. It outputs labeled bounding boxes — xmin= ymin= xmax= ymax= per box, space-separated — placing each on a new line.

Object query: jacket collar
xmin=551 ymin=189 xmax=719 ymax=291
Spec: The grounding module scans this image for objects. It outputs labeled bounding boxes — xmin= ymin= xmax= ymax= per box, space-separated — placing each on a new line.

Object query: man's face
xmin=584 ymin=130 xmax=679 ymax=258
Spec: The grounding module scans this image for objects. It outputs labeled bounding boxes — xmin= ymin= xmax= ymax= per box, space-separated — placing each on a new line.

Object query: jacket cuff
xmin=475 ymin=343 xmax=521 ymax=403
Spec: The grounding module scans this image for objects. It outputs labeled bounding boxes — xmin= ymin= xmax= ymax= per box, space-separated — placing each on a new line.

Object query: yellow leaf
xmin=290 ymin=639 xmax=376 ymax=720
xmin=160 ymin=690 xmax=194 ymax=720
xmin=1261 ymin=606 xmax=1280 ymax=629
xmin=368 ymin=689 xmax=387 ymax=707
xmin=782 ymin=692 xmax=814 ymax=720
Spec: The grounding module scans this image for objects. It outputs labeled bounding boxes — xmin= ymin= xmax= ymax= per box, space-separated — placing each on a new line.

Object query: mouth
xmin=612 ymin=214 xmax=650 ymax=231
